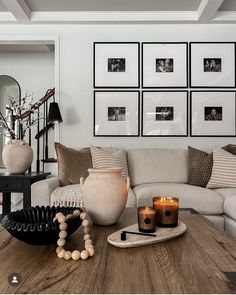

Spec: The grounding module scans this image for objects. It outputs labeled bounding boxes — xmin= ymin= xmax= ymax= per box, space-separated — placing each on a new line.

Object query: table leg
xmin=2 ymin=192 xmax=11 ymax=213
xmin=23 ymin=184 xmax=31 ymax=209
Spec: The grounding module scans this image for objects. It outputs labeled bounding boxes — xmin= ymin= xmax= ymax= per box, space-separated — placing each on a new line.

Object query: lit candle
xmin=153 ymin=196 xmax=179 ymax=227
xmin=137 ymin=206 xmax=156 ymax=233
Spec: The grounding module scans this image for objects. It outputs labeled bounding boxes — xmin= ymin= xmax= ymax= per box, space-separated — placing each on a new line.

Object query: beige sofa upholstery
xmin=31 ymin=148 xmax=236 ymax=238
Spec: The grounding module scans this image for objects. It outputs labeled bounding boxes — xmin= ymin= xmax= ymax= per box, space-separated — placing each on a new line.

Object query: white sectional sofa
xmin=31 ymin=148 xmax=236 ymax=238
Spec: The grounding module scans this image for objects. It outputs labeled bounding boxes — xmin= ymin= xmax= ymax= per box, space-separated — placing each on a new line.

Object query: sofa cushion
xmin=133 ymin=183 xmax=223 ymax=214
xmin=90 ymin=146 xmax=128 ymax=177
xmin=55 ymin=142 xmax=92 ymax=186
xmin=128 ymin=149 xmax=188 ymax=187
xmin=223 ymin=195 xmax=236 ymax=221
xmin=214 ymin=188 xmax=236 ymax=200
xmin=207 ymin=147 xmax=236 ymax=188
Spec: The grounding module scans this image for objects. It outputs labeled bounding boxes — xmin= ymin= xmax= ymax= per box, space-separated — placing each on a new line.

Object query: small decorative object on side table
xmin=153 ymin=196 xmax=179 ymax=227
xmin=0 ymin=171 xmax=50 ymax=214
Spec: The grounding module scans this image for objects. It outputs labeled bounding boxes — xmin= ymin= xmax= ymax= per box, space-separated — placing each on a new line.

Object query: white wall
xmin=0 ymin=24 xmax=236 ymax=154
xmin=0 ymin=50 xmax=54 ymax=169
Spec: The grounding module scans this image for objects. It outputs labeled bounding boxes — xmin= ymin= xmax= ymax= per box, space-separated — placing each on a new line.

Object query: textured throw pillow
xmin=90 ymin=146 xmax=128 ymax=177
xmin=188 ymin=144 xmax=235 ymax=187
xmin=55 ymin=142 xmax=92 ymax=186
xmin=207 ymin=147 xmax=236 ymax=188
xmin=188 ymin=146 xmax=213 ymax=187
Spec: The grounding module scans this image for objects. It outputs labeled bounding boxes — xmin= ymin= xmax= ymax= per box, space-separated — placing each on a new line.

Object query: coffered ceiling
xmin=0 ymin=0 xmax=236 ymax=23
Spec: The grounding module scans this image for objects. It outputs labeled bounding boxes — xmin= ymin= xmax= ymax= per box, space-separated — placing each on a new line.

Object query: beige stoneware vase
xmin=2 ymin=139 xmax=33 ymax=173
xmin=80 ymin=168 xmax=130 ymax=225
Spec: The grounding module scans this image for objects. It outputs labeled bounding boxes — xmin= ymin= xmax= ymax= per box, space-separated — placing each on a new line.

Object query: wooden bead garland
xmin=54 ymin=210 xmax=95 ymax=261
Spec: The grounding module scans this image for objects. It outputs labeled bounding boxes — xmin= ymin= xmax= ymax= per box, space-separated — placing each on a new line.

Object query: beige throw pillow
xmin=207 ymin=147 xmax=236 ymax=188
xmin=90 ymin=146 xmax=128 ymax=177
xmin=55 ymin=142 xmax=92 ymax=186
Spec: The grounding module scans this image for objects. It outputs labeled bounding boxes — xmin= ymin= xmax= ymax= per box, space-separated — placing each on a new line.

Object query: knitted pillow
xmin=90 ymin=146 xmax=128 ymax=177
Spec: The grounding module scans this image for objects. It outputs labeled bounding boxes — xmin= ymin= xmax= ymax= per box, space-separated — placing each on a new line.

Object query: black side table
xmin=0 ymin=172 xmax=51 ymax=214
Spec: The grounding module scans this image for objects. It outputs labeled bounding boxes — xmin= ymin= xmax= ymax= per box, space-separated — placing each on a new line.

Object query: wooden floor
xmin=0 ymin=209 xmax=236 ymax=294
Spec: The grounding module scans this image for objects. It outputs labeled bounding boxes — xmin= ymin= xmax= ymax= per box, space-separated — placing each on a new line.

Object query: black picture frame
xmin=141 ymin=90 xmax=188 ymax=137
xmin=142 ymin=42 xmax=188 ymax=88
xmin=94 ymin=90 xmax=140 ymax=137
xmin=190 ymin=90 xmax=236 ymax=137
xmin=190 ymin=42 xmax=236 ymax=88
xmin=93 ymin=42 xmax=140 ymax=88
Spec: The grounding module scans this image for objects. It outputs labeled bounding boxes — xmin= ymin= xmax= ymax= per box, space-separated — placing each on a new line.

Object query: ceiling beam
xmin=198 ymin=0 xmax=224 ymax=21
xmin=1 ymin=0 xmax=31 ymax=22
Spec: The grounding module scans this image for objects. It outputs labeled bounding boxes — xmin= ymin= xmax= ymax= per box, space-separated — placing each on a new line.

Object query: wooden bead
xmin=83 ymin=227 xmax=90 ymax=234
xmin=59 ymin=230 xmax=67 ymax=239
xmin=57 ymin=238 xmax=66 ymax=247
xmin=84 ymin=234 xmax=91 ymax=241
xmin=59 ymin=222 xmax=68 ymax=231
xmin=85 ymin=244 xmax=94 ymax=250
xmin=72 ymin=250 xmax=81 ymax=260
xmin=66 ymin=214 xmax=73 ymax=220
xmin=55 ymin=212 xmax=63 ymax=219
xmin=58 ymin=215 xmax=66 ymax=223
xmin=64 ymin=251 xmax=72 ymax=260
xmin=56 ymin=246 xmax=63 ymax=254
xmin=85 ymin=239 xmax=92 ymax=245
xmin=81 ymin=250 xmax=89 ymax=260
xmin=57 ymin=249 xmax=66 ymax=259
xmin=82 ymin=219 xmax=89 ymax=227
xmin=80 ymin=212 xmax=87 ymax=220
xmin=73 ymin=209 xmax=81 ymax=216
xmin=88 ymin=247 xmax=95 ymax=257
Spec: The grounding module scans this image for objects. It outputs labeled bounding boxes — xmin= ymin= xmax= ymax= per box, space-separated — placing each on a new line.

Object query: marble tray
xmin=107 ymin=222 xmax=186 ymax=248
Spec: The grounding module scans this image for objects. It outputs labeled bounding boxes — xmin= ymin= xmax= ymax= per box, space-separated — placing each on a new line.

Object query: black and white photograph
xmin=190 ymin=43 xmax=235 ymax=88
xmin=142 ymin=43 xmax=187 ymax=88
xmin=94 ymin=91 xmax=140 ymax=136
xmin=108 ymin=107 xmax=126 ymax=121
xmin=204 ymin=107 xmax=222 ymax=121
xmin=142 ymin=91 xmax=188 ymax=137
xmin=203 ymin=58 xmax=221 ymax=72
xmin=156 ymin=107 xmax=174 ymax=121
xmin=156 ymin=58 xmax=174 ymax=72
xmin=191 ymin=91 xmax=236 ymax=137
xmin=108 ymin=58 xmax=126 ymax=72
xmin=94 ymin=42 xmax=140 ymax=88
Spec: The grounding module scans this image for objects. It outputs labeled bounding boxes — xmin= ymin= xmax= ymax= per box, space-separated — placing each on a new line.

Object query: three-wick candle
xmin=153 ymin=196 xmax=179 ymax=227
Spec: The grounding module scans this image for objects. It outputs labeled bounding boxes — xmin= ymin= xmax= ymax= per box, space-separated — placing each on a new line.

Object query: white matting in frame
xmin=142 ymin=43 xmax=188 ymax=88
xmin=190 ymin=43 xmax=235 ymax=88
xmin=191 ymin=91 xmax=236 ymax=136
xmin=142 ymin=91 xmax=188 ymax=136
xmin=94 ymin=42 xmax=140 ymax=88
xmin=94 ymin=91 xmax=140 ymax=136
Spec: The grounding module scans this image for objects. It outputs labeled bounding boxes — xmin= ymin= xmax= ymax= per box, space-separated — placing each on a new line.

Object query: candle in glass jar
xmin=153 ymin=196 xmax=179 ymax=227
xmin=137 ymin=206 xmax=156 ymax=233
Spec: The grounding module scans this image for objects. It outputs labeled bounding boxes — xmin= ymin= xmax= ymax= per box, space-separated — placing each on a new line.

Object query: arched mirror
xmin=0 ymin=75 xmax=21 ymax=167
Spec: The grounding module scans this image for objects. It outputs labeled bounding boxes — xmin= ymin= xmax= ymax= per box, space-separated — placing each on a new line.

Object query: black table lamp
xmin=48 ymin=101 xmax=63 ymax=124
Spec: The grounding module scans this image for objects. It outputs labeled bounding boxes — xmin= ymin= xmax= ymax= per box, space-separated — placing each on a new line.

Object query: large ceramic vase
xmin=81 ymin=168 xmax=130 ymax=225
xmin=2 ymin=139 xmax=33 ymax=173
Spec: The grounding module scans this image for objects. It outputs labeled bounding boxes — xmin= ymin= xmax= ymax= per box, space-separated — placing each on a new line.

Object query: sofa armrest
xmin=31 ymin=177 xmax=60 ymax=206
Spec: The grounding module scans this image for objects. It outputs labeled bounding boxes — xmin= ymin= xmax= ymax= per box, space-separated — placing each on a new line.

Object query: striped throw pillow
xmin=207 ymin=147 xmax=236 ymax=188
xmin=90 ymin=146 xmax=128 ymax=177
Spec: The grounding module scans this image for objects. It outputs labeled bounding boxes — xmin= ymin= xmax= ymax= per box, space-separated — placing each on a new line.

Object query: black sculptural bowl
xmin=1 ymin=206 xmax=83 ymax=245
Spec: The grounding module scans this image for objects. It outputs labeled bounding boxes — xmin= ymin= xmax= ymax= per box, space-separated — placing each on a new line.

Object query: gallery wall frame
xmin=142 ymin=42 xmax=188 ymax=88
xmin=94 ymin=90 xmax=140 ymax=137
xmin=93 ymin=42 xmax=140 ymax=88
xmin=141 ymin=90 xmax=188 ymax=137
xmin=190 ymin=42 xmax=236 ymax=88
xmin=190 ymin=90 xmax=236 ymax=137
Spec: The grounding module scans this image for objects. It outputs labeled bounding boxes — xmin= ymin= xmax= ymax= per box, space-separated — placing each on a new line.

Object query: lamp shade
xmin=48 ymin=102 xmax=63 ymax=124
